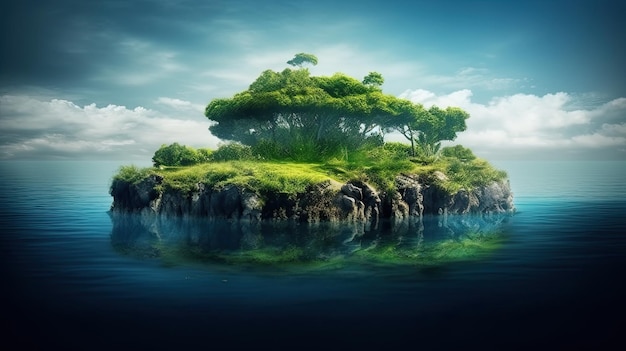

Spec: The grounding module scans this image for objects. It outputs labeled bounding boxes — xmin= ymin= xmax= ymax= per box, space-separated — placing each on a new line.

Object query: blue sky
xmin=1 ymin=0 xmax=625 ymax=160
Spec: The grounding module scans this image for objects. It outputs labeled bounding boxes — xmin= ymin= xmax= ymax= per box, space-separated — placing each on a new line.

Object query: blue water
xmin=1 ymin=160 xmax=625 ymax=349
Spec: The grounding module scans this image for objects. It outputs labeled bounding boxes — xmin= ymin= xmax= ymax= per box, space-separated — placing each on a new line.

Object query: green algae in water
xmin=109 ymin=213 xmax=511 ymax=273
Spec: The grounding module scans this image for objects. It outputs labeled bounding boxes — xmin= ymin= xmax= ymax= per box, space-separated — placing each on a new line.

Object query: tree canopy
xmin=205 ymin=54 xmax=469 ymax=162
xmin=362 ymin=71 xmax=384 ymax=88
xmin=286 ymin=53 xmax=318 ymax=67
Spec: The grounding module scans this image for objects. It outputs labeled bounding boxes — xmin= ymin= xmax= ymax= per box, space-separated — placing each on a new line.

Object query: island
xmin=108 ymin=54 xmax=514 ymax=267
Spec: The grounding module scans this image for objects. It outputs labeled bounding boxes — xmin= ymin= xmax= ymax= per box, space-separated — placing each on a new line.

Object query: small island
xmin=110 ymin=53 xmax=514 ymax=222
xmin=108 ymin=54 xmax=514 ymax=268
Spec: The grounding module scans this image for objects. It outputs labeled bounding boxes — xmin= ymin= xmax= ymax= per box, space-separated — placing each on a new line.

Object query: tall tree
xmin=205 ymin=54 xmax=470 ymax=161
xmin=393 ymin=105 xmax=469 ymax=157
xmin=419 ymin=106 xmax=469 ymax=155
xmin=206 ymin=68 xmax=399 ymax=160
xmin=391 ymin=101 xmax=429 ymax=157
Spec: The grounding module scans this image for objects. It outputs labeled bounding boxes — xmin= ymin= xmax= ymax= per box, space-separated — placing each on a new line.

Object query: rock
xmin=109 ymin=172 xmax=514 ymax=221
xmin=476 ymin=180 xmax=515 ymax=213
xmin=109 ymin=174 xmax=162 ymax=211
xmin=347 ymin=181 xmax=381 ymax=222
xmin=395 ymin=175 xmax=423 ymax=217
xmin=241 ymin=192 xmax=262 ymax=221
xmin=341 ymin=183 xmax=362 ymax=200
xmin=211 ymin=185 xmax=241 ymax=219
xmin=340 ymin=194 xmax=356 ymax=212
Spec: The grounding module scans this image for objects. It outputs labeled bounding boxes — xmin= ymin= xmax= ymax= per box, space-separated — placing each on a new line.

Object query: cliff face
xmin=109 ymin=174 xmax=515 ymax=222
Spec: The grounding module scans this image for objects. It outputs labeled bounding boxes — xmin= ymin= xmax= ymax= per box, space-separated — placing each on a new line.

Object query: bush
xmin=441 ymin=145 xmax=476 ymax=161
xmin=112 ymin=165 xmax=152 ymax=184
xmin=211 ymin=143 xmax=254 ymax=161
xmin=196 ymin=148 xmax=213 ymax=163
xmin=380 ymin=142 xmax=412 ymax=159
xmin=152 ymin=142 xmax=202 ymax=167
xmin=251 ymin=139 xmax=286 ymax=160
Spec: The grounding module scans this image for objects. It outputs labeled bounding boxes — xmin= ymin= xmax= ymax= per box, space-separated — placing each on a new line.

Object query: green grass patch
xmin=112 ymin=145 xmax=508 ymax=197
xmin=153 ymin=161 xmax=334 ymax=194
xmin=440 ymin=157 xmax=508 ymax=193
xmin=112 ymin=165 xmax=154 ymax=184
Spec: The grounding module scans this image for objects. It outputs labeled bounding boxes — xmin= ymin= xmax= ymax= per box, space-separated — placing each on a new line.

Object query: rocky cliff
xmin=109 ymin=172 xmax=515 ymax=223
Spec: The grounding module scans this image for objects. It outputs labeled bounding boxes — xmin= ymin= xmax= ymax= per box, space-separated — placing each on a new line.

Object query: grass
xmin=112 ymin=164 xmax=154 ymax=184
xmin=156 ymin=161 xmax=333 ymax=194
xmin=111 ymin=146 xmax=509 ymax=197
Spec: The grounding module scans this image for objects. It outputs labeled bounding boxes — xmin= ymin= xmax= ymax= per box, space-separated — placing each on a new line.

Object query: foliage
xmin=373 ymin=142 xmax=413 ymax=159
xmin=196 ymin=148 xmax=213 ymax=162
xmin=205 ymin=53 xmax=472 ymax=163
xmin=444 ymin=158 xmax=508 ymax=192
xmin=441 ymin=144 xmax=476 ymax=161
xmin=394 ymin=105 xmax=469 ymax=158
xmin=210 ymin=143 xmax=254 ymax=162
xmin=286 ymin=52 xmax=318 ymax=67
xmin=152 ymin=142 xmax=208 ymax=167
xmin=112 ymin=165 xmax=153 ymax=184
xmin=362 ymin=71 xmax=384 ymax=87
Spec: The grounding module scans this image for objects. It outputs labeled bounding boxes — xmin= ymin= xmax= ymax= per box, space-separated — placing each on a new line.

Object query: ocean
xmin=1 ymin=160 xmax=625 ymax=349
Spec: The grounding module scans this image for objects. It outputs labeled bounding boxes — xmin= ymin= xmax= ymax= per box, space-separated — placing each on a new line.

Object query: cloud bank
xmin=398 ymin=89 xmax=626 ymax=160
xmin=0 ymin=95 xmax=219 ymax=160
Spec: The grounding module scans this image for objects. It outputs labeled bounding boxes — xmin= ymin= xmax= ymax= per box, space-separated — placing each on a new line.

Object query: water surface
xmin=2 ymin=160 xmax=624 ymax=349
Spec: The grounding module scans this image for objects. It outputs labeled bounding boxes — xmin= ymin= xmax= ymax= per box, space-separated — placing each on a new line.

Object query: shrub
xmin=112 ymin=165 xmax=152 ymax=184
xmin=251 ymin=139 xmax=286 ymax=160
xmin=196 ymin=148 xmax=213 ymax=163
xmin=441 ymin=144 xmax=476 ymax=161
xmin=210 ymin=143 xmax=254 ymax=161
xmin=152 ymin=142 xmax=201 ymax=167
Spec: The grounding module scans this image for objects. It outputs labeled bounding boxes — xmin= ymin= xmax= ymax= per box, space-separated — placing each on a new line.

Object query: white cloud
xmin=0 ymin=95 xmax=220 ymax=160
xmin=398 ymin=89 xmax=626 ymax=159
xmin=155 ymin=97 xmax=205 ymax=112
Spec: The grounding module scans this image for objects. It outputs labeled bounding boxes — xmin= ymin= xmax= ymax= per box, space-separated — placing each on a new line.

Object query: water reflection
xmin=109 ymin=212 xmax=512 ymax=268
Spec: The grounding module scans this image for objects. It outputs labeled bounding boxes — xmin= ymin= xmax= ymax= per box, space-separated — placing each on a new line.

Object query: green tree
xmin=362 ymin=72 xmax=384 ymax=88
xmin=286 ymin=53 xmax=318 ymax=67
xmin=205 ymin=67 xmax=399 ymax=161
xmin=391 ymin=101 xmax=429 ymax=157
xmin=393 ymin=104 xmax=469 ymax=158
xmin=417 ymin=106 xmax=469 ymax=157
xmin=205 ymin=54 xmax=470 ymax=162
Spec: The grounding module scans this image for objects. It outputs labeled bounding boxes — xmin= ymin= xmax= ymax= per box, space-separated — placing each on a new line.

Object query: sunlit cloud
xmin=0 ymin=95 xmax=219 ymax=160
xmin=398 ymin=89 xmax=626 ymax=159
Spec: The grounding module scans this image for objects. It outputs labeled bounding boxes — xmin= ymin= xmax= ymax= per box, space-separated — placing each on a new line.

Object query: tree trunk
xmin=409 ymin=130 xmax=416 ymax=157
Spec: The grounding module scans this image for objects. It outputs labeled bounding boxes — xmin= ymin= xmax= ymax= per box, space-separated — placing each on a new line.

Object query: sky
xmin=1 ymin=0 xmax=625 ymax=161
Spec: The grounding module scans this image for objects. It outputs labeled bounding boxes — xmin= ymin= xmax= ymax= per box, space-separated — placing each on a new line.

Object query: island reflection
xmin=109 ymin=213 xmax=512 ymax=269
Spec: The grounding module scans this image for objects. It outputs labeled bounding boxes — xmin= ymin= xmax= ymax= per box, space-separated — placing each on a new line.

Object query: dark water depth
xmin=1 ymin=160 xmax=625 ymax=349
